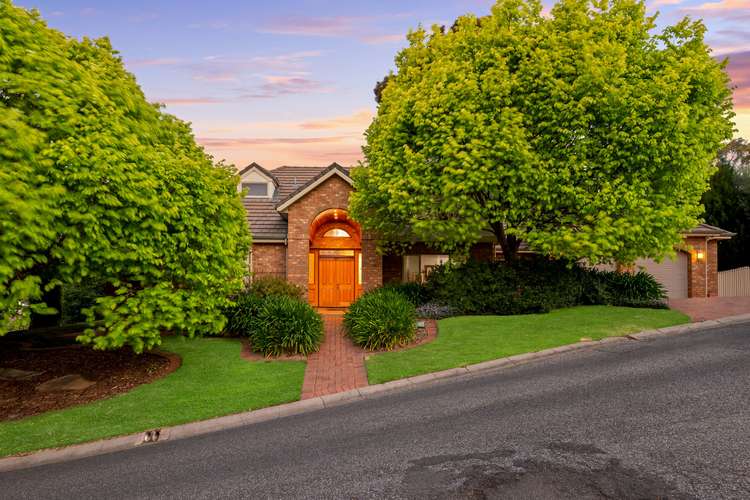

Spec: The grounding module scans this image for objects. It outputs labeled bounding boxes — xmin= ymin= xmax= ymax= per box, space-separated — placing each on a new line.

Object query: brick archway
xmin=308 ymin=209 xmax=363 ymax=308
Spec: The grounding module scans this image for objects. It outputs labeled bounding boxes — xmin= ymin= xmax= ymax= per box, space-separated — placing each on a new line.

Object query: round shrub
xmin=250 ymin=296 xmax=323 ymax=356
xmin=344 ymin=289 xmax=417 ymax=350
xmin=248 ymin=276 xmax=304 ymax=300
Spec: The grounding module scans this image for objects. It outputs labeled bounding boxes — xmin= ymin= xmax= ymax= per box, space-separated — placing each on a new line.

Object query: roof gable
xmin=275 ymin=163 xmax=353 ymax=212
xmin=238 ymin=162 xmax=279 ymax=187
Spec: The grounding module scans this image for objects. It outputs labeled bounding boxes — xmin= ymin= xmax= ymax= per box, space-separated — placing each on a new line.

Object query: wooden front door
xmin=318 ymin=256 xmax=355 ymax=307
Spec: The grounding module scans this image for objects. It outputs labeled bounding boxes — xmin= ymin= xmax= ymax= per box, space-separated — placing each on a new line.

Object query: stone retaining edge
xmin=2 ymin=312 xmax=749 ymax=473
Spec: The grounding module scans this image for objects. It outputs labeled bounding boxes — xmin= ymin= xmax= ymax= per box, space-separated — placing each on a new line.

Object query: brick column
xmin=685 ymin=236 xmax=707 ymax=298
xmin=361 ymin=231 xmax=383 ymax=292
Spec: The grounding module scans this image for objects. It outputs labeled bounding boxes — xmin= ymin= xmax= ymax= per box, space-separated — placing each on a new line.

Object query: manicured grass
xmin=0 ymin=337 xmax=306 ymax=457
xmin=365 ymin=306 xmax=689 ymax=384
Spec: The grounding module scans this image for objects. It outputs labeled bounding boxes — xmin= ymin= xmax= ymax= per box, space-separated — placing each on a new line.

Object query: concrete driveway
xmin=1 ymin=321 xmax=748 ymax=499
xmin=669 ymin=296 xmax=750 ymax=321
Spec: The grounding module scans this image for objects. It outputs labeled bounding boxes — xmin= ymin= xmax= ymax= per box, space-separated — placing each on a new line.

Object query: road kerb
xmin=2 ymin=313 xmax=748 ymax=473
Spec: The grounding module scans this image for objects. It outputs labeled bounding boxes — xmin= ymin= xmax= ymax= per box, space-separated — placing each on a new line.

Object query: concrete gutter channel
xmin=2 ymin=313 xmax=749 ymax=473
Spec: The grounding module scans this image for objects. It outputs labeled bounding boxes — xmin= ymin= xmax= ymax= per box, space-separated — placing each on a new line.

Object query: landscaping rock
xmin=36 ymin=374 xmax=95 ymax=393
xmin=0 ymin=368 xmax=44 ymax=381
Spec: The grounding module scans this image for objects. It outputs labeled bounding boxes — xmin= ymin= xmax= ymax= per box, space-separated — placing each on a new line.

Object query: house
xmin=239 ymin=162 xmax=734 ymax=305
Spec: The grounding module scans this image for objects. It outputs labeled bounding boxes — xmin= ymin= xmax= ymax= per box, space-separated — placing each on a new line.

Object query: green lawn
xmin=366 ymin=306 xmax=689 ymax=384
xmin=0 ymin=337 xmax=306 ymax=457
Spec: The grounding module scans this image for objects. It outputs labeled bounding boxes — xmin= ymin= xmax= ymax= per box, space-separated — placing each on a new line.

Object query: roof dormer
xmin=237 ymin=162 xmax=278 ymax=200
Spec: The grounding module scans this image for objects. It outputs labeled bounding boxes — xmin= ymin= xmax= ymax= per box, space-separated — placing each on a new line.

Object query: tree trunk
xmin=491 ymin=222 xmax=521 ymax=261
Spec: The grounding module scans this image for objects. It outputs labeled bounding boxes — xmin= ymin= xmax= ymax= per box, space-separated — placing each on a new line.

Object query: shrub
xmin=415 ymin=302 xmax=454 ymax=319
xmin=423 ymin=257 xmax=666 ymax=315
xmin=250 ymin=296 xmax=323 ymax=356
xmin=344 ymin=289 xmax=416 ymax=350
xmin=382 ymin=281 xmax=429 ymax=306
xmin=248 ymin=276 xmax=304 ymax=300
xmin=223 ymin=290 xmax=265 ymax=336
xmin=424 ymin=258 xmax=583 ymax=315
xmin=593 ymin=270 xmax=667 ymax=308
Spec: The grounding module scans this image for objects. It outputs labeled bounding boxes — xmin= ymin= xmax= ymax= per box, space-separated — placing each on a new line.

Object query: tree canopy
xmin=703 ymin=139 xmax=750 ymax=270
xmin=350 ymin=0 xmax=734 ymax=263
xmin=0 ymin=0 xmax=251 ymax=351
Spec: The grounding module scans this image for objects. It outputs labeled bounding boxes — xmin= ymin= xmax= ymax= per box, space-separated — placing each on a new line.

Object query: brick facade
xmin=684 ymin=237 xmax=719 ymax=298
xmin=251 ymin=243 xmax=286 ymax=279
xmin=282 ymin=175 xmax=382 ymax=293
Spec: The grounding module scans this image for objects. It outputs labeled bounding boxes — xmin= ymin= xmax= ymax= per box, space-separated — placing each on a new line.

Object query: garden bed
xmin=0 ymin=343 xmax=179 ymax=421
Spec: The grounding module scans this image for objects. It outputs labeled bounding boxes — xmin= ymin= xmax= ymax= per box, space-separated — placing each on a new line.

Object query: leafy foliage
xmin=223 ymin=290 xmax=266 ymax=337
xmin=422 ymin=258 xmax=666 ymax=315
xmin=248 ymin=276 xmax=305 ymax=301
xmin=344 ymin=289 xmax=417 ymax=350
xmin=351 ymin=0 xmax=734 ymax=264
xmin=0 ymin=1 xmax=251 ymax=351
xmin=703 ymin=139 xmax=750 ymax=270
xmin=60 ymin=277 xmax=108 ymax=325
xmin=248 ymin=296 xmax=324 ymax=356
xmin=382 ymin=281 xmax=429 ymax=306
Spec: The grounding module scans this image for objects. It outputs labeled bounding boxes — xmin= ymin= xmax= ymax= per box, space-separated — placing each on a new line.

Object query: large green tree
xmin=351 ymin=0 xmax=734 ymax=263
xmin=0 ymin=1 xmax=251 ymax=351
xmin=703 ymin=139 xmax=750 ymax=270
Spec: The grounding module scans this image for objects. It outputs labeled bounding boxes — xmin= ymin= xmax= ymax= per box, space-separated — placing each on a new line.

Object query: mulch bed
xmin=0 ymin=338 xmax=180 ymax=422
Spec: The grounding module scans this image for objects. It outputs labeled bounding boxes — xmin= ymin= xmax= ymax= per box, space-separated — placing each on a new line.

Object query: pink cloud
xmin=682 ymin=0 xmax=750 ymax=19
xmin=724 ymin=50 xmax=750 ymax=109
xmin=127 ymin=58 xmax=184 ymax=68
xmin=360 ymin=34 xmax=405 ymax=45
xmin=298 ymin=109 xmax=374 ymax=130
xmin=693 ymin=0 xmax=748 ymax=10
xmin=258 ymin=14 xmax=413 ymax=44
xmin=157 ymin=97 xmax=225 ymax=106
xmin=183 ymin=52 xmax=322 ymax=84
xmin=197 ymin=136 xmax=352 ymax=148
xmin=240 ymin=75 xmax=333 ymax=99
xmin=259 ymin=16 xmax=363 ymax=37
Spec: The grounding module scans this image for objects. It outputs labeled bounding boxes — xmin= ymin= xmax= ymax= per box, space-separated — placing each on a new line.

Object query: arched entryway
xmin=308 ymin=209 xmax=363 ymax=308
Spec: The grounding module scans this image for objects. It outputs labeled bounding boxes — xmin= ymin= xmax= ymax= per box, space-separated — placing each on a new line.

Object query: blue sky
xmin=19 ymin=0 xmax=750 ymax=169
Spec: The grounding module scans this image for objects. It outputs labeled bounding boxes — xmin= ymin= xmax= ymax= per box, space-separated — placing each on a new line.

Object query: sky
xmin=18 ymin=0 xmax=750 ymax=170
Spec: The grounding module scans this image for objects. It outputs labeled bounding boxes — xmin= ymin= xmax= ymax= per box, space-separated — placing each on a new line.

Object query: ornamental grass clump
xmin=250 ymin=296 xmax=323 ymax=356
xmin=344 ymin=289 xmax=417 ymax=350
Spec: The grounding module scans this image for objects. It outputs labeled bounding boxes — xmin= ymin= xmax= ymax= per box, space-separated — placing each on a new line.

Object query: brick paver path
xmin=669 ymin=297 xmax=750 ymax=322
xmin=301 ymin=314 xmax=368 ymax=400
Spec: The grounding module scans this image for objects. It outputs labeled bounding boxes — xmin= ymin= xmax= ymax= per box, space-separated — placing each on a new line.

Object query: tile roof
xmin=242 ymin=164 xmax=351 ymax=240
xmin=686 ymin=223 xmax=735 ymax=238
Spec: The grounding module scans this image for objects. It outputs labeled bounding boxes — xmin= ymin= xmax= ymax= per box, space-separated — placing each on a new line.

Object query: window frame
xmin=242 ymin=182 xmax=270 ymax=198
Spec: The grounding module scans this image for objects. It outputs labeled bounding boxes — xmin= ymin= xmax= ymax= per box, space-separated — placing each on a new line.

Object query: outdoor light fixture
xmin=696 ymin=251 xmax=705 ymax=261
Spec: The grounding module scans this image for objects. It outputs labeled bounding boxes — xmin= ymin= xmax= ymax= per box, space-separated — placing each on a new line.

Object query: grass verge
xmin=365 ymin=306 xmax=689 ymax=384
xmin=0 ymin=337 xmax=305 ymax=457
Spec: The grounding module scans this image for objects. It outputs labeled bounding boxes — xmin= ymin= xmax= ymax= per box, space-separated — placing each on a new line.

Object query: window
xmin=403 ymin=254 xmax=449 ymax=283
xmin=319 ymin=249 xmax=354 ymax=257
xmin=242 ymin=182 xmax=269 ymax=197
xmin=308 ymin=253 xmax=315 ymax=285
xmin=323 ymin=228 xmax=350 ymax=238
xmin=357 ymin=252 xmax=362 ymax=285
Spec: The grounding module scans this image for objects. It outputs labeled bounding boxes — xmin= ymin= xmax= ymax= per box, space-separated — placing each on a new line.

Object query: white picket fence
xmin=718 ymin=266 xmax=750 ymax=297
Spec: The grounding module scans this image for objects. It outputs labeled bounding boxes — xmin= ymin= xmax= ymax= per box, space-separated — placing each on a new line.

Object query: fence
xmin=718 ymin=266 xmax=750 ymax=297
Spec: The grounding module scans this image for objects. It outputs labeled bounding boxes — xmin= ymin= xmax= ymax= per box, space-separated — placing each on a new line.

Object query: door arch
xmin=308 ymin=209 xmax=362 ymax=308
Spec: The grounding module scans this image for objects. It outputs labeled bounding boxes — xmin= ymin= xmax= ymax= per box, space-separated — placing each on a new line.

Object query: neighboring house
xmin=240 ymin=162 xmax=734 ymax=305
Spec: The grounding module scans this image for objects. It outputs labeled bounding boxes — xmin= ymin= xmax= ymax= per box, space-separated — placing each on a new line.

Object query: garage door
xmin=635 ymin=253 xmax=689 ymax=299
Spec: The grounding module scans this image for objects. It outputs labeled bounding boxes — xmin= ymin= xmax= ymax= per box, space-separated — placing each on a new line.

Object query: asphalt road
xmin=2 ymin=322 xmax=749 ymax=499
